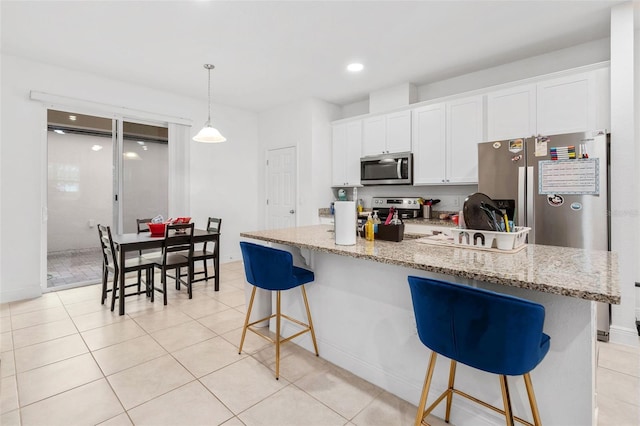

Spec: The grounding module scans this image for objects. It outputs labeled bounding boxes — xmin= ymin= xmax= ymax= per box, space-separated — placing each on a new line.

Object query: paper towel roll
xmin=334 ymin=201 xmax=356 ymax=246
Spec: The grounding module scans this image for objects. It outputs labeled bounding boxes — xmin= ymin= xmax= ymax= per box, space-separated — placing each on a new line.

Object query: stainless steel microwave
xmin=360 ymin=152 xmax=413 ymax=185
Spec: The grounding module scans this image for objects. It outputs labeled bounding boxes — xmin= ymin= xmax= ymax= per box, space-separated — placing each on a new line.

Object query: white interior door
xmin=266 ymin=147 xmax=296 ymax=229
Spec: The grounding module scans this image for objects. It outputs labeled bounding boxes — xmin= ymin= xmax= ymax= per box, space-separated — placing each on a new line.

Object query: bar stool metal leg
xmin=238 ymin=287 xmax=257 ymax=354
xmin=301 ymin=285 xmax=319 ymax=356
xmin=415 ymin=351 xmax=438 ymax=426
xmin=500 ymin=375 xmax=515 ymax=426
xmin=524 ymin=373 xmax=542 ymax=426
xmin=275 ymin=290 xmax=282 ymax=380
xmin=445 ymin=360 xmax=457 ymax=422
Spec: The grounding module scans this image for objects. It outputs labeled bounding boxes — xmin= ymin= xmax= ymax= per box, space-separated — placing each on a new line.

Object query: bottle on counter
xmin=372 ymin=211 xmax=381 ymax=233
xmin=357 ymin=199 xmax=363 ymax=213
xmin=365 ymin=213 xmax=375 ymax=241
xmin=390 ymin=211 xmax=401 ymax=225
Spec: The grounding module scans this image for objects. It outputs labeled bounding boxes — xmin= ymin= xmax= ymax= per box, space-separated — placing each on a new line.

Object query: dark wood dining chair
xmin=98 ymin=224 xmax=155 ymax=312
xmin=135 ymin=218 xmax=156 ymax=285
xmin=151 ymin=223 xmax=195 ymax=305
xmin=191 ymin=217 xmax=222 ymax=284
xmin=136 ymin=218 xmax=153 ymax=234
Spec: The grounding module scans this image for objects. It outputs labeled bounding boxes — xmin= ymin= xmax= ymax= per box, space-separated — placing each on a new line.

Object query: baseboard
xmin=0 ymin=285 xmax=42 ymax=304
xmin=609 ymin=325 xmax=640 ymax=347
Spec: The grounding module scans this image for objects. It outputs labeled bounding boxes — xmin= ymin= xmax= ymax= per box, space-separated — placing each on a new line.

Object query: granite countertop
xmin=240 ymin=225 xmax=620 ymax=304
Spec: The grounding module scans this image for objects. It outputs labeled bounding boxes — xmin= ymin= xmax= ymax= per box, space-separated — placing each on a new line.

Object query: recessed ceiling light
xmin=347 ymin=63 xmax=364 ymax=73
xmin=69 ymin=115 xmax=77 ymax=121
xmin=91 ymin=145 xmax=103 ymax=151
xmin=54 ymin=129 xmax=65 ymax=134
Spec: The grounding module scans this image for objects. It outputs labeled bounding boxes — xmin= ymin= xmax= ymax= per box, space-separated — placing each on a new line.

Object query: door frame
xmin=37 ymin=95 xmax=189 ymax=293
xmin=265 ymin=146 xmax=297 ymax=230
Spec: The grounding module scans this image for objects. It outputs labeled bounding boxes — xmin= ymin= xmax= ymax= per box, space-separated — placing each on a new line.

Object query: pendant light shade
xmin=193 ymin=64 xmax=226 ymax=143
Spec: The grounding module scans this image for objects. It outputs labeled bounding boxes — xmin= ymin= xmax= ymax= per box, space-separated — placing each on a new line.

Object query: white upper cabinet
xmin=385 ymin=111 xmax=412 ymax=154
xmin=486 ymin=69 xmax=606 ymax=141
xmin=536 ymin=72 xmax=596 ymax=136
xmin=412 ymin=103 xmax=446 ymax=185
xmin=362 ymin=110 xmax=411 ymax=156
xmin=446 ymin=96 xmax=483 ymax=184
xmin=412 ymin=95 xmax=483 ymax=185
xmin=332 ymin=121 xmax=362 ymax=187
xmin=487 ymin=84 xmax=536 ymax=141
xmin=362 ymin=115 xmax=386 ymax=155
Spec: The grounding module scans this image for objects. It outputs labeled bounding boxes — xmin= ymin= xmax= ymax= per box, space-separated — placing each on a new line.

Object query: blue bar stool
xmin=407 ymin=276 xmax=550 ymax=426
xmin=239 ymin=242 xmax=319 ymax=379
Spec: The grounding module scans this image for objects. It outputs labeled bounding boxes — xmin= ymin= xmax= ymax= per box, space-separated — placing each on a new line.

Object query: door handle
xmin=289 ymin=210 xmax=295 ymax=214
xmin=518 ymin=166 xmax=525 ymax=227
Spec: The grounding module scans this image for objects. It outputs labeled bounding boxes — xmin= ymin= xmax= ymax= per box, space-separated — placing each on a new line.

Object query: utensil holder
xmin=422 ymin=205 xmax=432 ymax=219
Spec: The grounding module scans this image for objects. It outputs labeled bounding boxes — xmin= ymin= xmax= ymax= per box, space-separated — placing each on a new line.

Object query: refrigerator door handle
xmin=518 ymin=166 xmax=526 ymax=227
xmin=527 ymin=166 xmax=534 ymax=236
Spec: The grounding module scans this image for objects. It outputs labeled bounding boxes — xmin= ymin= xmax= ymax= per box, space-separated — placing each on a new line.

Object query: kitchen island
xmin=241 ymin=225 xmax=619 ymax=426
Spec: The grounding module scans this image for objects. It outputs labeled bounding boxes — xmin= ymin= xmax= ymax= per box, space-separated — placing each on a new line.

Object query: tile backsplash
xmin=332 ymin=184 xmax=478 ymax=212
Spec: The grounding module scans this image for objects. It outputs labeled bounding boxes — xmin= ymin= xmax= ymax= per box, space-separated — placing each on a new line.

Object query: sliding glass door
xmin=46 ymin=110 xmax=168 ymax=290
xmin=120 ymin=120 xmax=169 ymax=233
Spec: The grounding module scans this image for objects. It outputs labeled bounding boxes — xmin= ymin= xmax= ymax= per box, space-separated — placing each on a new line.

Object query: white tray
xmin=449 ymin=226 xmax=530 ymax=251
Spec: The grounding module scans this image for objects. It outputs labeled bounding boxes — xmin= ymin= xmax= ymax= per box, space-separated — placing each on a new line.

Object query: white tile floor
xmin=1 ymin=261 xmax=639 ymax=425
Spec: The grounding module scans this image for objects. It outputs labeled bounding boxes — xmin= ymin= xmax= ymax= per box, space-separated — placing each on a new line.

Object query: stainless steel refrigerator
xmin=477 ymin=130 xmax=610 ymax=340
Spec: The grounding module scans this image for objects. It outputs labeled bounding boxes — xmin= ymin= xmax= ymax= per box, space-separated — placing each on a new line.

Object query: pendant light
xmin=193 ymin=64 xmax=226 ymax=143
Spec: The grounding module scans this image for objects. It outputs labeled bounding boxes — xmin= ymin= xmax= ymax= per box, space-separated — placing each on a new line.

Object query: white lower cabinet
xmin=413 ymin=95 xmax=483 ymax=185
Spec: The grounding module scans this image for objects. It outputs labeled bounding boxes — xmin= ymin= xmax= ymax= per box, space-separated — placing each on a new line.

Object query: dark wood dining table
xmin=111 ymin=228 xmax=220 ymax=315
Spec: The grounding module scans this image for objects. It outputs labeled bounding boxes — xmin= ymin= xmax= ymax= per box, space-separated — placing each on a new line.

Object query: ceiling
xmin=1 ymin=1 xmax=637 ymax=112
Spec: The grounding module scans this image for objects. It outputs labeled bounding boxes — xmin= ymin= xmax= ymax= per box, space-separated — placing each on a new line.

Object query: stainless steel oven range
xmin=372 ymin=197 xmax=422 ymax=220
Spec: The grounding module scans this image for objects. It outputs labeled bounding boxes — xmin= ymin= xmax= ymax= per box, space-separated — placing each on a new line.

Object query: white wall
xmin=609 ymin=3 xmax=639 ymax=347
xmin=189 ymin=111 xmax=260 ymax=264
xmin=310 ymin=99 xmax=342 ymax=221
xmin=417 ymin=38 xmax=610 ymax=102
xmin=339 ymin=38 xmax=611 ymax=120
xmin=636 ymin=28 xmax=640 ymax=325
xmin=257 ymin=98 xmax=340 ymax=229
xmin=0 ymin=54 xmax=259 ymax=302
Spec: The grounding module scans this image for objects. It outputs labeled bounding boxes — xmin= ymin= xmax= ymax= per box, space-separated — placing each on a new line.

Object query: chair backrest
xmin=206 ymin=217 xmax=222 ymax=233
xmin=97 ymin=224 xmax=118 ymax=271
xmin=239 ymin=242 xmax=298 ymax=291
xmin=204 ymin=217 xmax=222 ymax=252
xmin=407 ymin=276 xmax=547 ymax=376
xmin=136 ymin=218 xmax=153 ymax=233
xmin=162 ymin=223 xmax=195 ymax=264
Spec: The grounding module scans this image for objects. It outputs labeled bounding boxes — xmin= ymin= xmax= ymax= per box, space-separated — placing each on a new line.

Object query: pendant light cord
xmin=207 ymin=66 xmax=212 ymax=124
